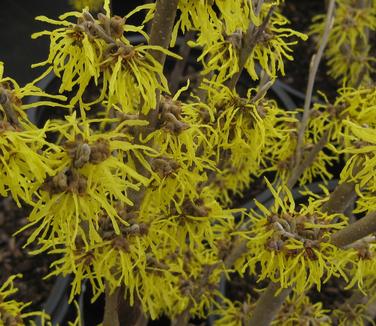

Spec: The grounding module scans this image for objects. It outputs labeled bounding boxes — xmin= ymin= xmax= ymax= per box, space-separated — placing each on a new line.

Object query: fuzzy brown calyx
xmin=159 ymin=96 xmax=189 ymax=134
xmin=265 ymin=212 xmax=337 ymax=259
xmin=43 ymin=169 xmax=87 ymax=195
xmin=182 ymin=198 xmax=211 ymax=217
xmin=225 ymin=28 xmax=243 ymax=50
xmin=64 ymin=135 xmax=111 ymax=168
xmin=0 ymin=85 xmax=22 ymax=127
xmin=97 ymin=12 xmax=126 ymax=39
xmin=151 ymin=157 xmax=180 ymax=178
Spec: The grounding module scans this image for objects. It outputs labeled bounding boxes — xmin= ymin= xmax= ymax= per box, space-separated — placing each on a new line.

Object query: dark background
xmin=0 ymin=0 xmax=145 ymax=85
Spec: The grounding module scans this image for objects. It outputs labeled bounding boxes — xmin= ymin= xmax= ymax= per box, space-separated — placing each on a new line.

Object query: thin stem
xmin=321 ymin=160 xmax=363 ymax=214
xmin=171 ymin=310 xmax=190 ymax=326
xmin=255 ymin=0 xmax=265 ymax=16
xmin=295 ymin=0 xmax=335 ymax=167
xmin=224 ymin=239 xmax=248 ymax=269
xmin=169 ymin=31 xmax=194 ymax=94
xmin=287 ymin=130 xmax=329 ymax=189
xmin=246 ymin=283 xmax=291 ymax=326
xmin=147 ymin=0 xmax=179 ymax=129
xmin=251 ymin=72 xmax=274 ymax=103
xmin=321 ymin=181 xmax=357 ymax=215
xmin=226 ymin=6 xmax=275 ymax=90
xmin=331 ymin=211 xmax=376 ymax=248
xmin=103 ymin=286 xmax=120 ymax=326
xmin=149 ymin=0 xmax=179 ymax=67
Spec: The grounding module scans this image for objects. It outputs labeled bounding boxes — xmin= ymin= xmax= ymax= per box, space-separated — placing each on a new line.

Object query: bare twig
xmin=224 ymin=239 xmax=249 ymax=269
xmin=251 ymin=71 xmax=274 ymax=103
xmin=321 ymin=159 xmax=363 ymax=214
xmin=147 ymin=0 xmax=179 ymax=129
xmin=246 ymin=283 xmax=291 ymax=326
xmin=149 ymin=0 xmax=179 ymax=67
xmin=103 ymin=286 xmax=120 ymax=326
xmin=295 ymin=0 xmax=336 ymax=167
xmin=169 ymin=31 xmax=195 ymax=94
xmin=331 ymin=211 xmax=376 ymax=248
xmin=226 ymin=5 xmax=275 ymax=90
xmin=287 ymin=130 xmax=330 ymax=188
xmin=321 ymin=181 xmax=357 ymax=215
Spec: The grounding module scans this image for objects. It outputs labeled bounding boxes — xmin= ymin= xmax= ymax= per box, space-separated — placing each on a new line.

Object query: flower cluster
xmin=213 ymin=295 xmax=254 ymax=326
xmin=271 ymin=85 xmax=376 ymax=186
xmin=0 ymin=275 xmax=51 ymax=326
xmin=332 ymin=302 xmax=376 ymax=326
xmin=310 ymin=86 xmax=376 ymax=214
xmin=310 ymin=0 xmax=376 ymax=86
xmin=2 ymin=0 xmax=376 ymax=324
xmin=0 ymin=63 xmax=65 ymax=205
xmin=176 ymin=0 xmax=306 ymax=82
xmin=214 ymin=292 xmax=331 ymax=326
xmin=340 ymin=121 xmax=376 ymax=214
xmin=32 ymin=6 xmax=179 ymax=113
xmin=238 ymin=181 xmax=349 ymax=293
xmin=273 ymin=294 xmax=330 ymax=326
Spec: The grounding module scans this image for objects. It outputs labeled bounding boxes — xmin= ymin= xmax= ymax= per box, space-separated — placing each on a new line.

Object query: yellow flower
xmin=140 ymin=93 xmax=217 ymax=211
xmin=239 ymin=180 xmax=349 ymax=293
xmin=185 ymin=2 xmax=305 ymax=81
xmin=101 ymin=44 xmax=179 ymax=114
xmin=341 ymin=242 xmax=376 ymax=293
xmin=213 ymin=296 xmax=253 ymax=326
xmin=1 ymin=61 xmax=66 ymax=124
xmin=0 ymin=275 xmax=51 ymax=325
xmin=19 ymin=113 xmax=155 ymax=252
xmin=339 ymin=121 xmax=376 ymax=214
xmin=191 ymin=81 xmax=270 ymax=202
xmin=32 ymin=5 xmax=180 ymax=113
xmin=0 ymin=123 xmax=56 ymax=206
xmin=294 ymin=86 xmax=376 ymax=186
xmin=259 ymin=107 xmax=298 ymax=182
xmin=214 ymin=292 xmax=331 ymax=326
xmin=308 ymin=87 xmax=376 ymax=150
xmin=332 ymin=302 xmax=376 ymax=326
xmin=173 ymin=0 xmax=259 ymax=48
xmin=245 ymin=10 xmax=307 ymax=80
xmin=196 ymin=81 xmax=299 ymax=193
xmin=194 ymin=30 xmax=241 ymax=83
xmin=273 ymin=294 xmax=331 ymax=326
xmin=0 ymin=64 xmax=63 ymax=204
xmin=310 ymin=0 xmax=376 ymax=86
xmin=69 ymin=0 xmax=104 ymax=11
xmin=32 ymin=12 xmax=105 ymax=106
xmin=45 ymin=210 xmax=225 ymax=320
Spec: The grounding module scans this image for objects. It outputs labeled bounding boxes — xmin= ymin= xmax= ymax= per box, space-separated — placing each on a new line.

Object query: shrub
xmin=0 ymin=0 xmax=375 ymax=325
